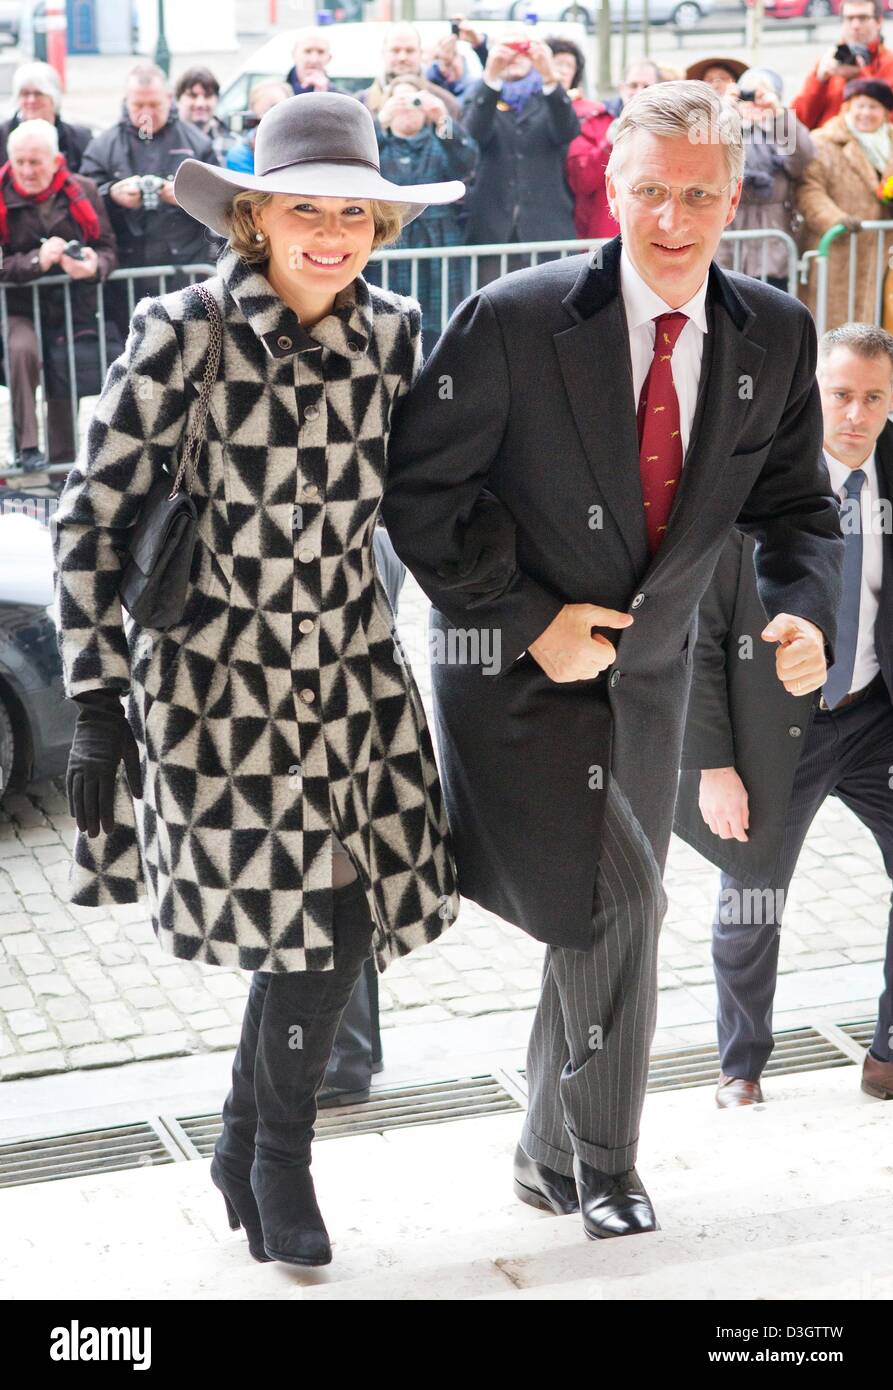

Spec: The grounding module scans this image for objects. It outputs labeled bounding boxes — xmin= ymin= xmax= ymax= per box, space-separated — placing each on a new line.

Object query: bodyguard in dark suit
xmin=675 ymin=323 xmax=893 ymax=1108
xmin=384 ymin=81 xmax=844 ymax=1240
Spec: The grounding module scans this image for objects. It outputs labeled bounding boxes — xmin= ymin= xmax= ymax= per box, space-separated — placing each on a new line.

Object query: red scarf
xmin=0 ymin=157 xmax=101 ymax=245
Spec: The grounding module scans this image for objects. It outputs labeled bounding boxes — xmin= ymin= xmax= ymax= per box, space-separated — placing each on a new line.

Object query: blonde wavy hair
xmin=226 ymin=189 xmax=406 ymax=262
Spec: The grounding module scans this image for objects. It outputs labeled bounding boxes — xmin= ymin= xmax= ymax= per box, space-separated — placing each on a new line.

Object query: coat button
xmin=298 ymin=548 xmax=314 ymax=563
xmin=277 ymin=335 xmax=292 ymax=350
xmin=609 ymin=670 xmax=621 ymax=688
xmin=303 ymin=482 xmax=319 ymax=497
xmin=303 ymin=404 xmax=319 ymax=421
xmin=298 ymin=618 xmax=315 ymax=634
xmin=788 ymin=725 xmax=802 ymax=737
xmin=299 ymin=688 xmax=316 ymax=704
xmin=631 ymin=592 xmax=644 ymax=609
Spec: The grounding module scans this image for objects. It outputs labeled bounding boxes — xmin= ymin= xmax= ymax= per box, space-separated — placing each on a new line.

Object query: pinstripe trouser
xmin=520 ymin=777 xmax=669 ymax=1177
xmin=713 ymin=683 xmax=893 ymax=1080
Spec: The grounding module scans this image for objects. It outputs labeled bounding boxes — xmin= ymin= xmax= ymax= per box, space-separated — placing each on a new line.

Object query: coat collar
xmin=561 ymin=232 xmax=754 ymax=332
xmin=217 ymin=245 xmax=373 ymax=362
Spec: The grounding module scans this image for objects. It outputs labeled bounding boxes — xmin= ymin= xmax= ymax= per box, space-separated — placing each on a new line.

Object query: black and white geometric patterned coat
xmin=52 ymin=245 xmax=460 ymax=974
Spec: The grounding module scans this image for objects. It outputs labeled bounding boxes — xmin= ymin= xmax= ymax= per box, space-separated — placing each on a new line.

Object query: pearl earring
xmin=254 ymin=231 xmax=264 ymax=243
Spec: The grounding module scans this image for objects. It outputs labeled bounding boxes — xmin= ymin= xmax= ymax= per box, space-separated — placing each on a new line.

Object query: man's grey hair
xmin=7 ymin=118 xmax=58 ymax=157
xmin=12 ymin=61 xmax=61 ymax=112
xmin=606 ymin=80 xmax=745 ymax=186
xmin=818 ymin=322 xmax=893 ymax=375
xmin=622 ymin=58 xmax=663 ymax=85
xmin=127 ymin=61 xmax=169 ymax=89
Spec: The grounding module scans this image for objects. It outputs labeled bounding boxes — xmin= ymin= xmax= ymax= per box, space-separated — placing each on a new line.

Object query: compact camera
xmin=834 ymin=42 xmax=872 ymax=66
xmin=135 ymin=173 xmax=167 ymax=209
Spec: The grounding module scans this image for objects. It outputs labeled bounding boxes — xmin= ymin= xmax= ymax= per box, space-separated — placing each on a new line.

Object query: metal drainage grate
xmin=0 ymin=1121 xmax=178 ymax=1189
xmin=838 ymin=1018 xmax=877 ymax=1049
xmin=0 ymin=1025 xmax=873 ymax=1189
xmin=174 ymin=1073 xmax=522 ymax=1156
xmin=520 ymin=1022 xmax=864 ymax=1095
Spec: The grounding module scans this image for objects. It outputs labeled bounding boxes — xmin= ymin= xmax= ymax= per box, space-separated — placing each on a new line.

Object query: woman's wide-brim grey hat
xmin=174 ymin=90 xmax=466 ymax=234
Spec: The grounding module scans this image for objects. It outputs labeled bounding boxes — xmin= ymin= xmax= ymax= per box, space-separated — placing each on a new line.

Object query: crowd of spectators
xmin=5 ymin=1 xmax=893 ymax=468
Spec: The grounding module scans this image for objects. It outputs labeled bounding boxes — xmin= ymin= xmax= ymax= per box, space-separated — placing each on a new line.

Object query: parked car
xmin=0 ymin=0 xmax=24 ymax=46
xmin=744 ymin=0 xmax=893 ymax=16
xmin=468 ymin=0 xmax=711 ymax=29
xmin=0 ymin=508 xmax=76 ymax=800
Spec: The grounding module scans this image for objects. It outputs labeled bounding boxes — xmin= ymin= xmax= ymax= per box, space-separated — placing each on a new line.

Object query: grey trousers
xmin=520 ymin=778 xmax=669 ymax=1177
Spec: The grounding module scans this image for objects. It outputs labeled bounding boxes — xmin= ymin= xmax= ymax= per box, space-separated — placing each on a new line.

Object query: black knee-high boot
xmin=210 ymin=971 xmax=272 ymax=1262
xmin=250 ymin=877 xmax=376 ymax=1265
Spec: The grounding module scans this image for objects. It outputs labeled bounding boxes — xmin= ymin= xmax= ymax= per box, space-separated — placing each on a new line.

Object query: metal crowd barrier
xmin=0 ymin=263 xmax=216 ymax=485
xmin=799 ymin=220 xmax=893 ymax=339
xmin=0 ymin=228 xmax=802 ymax=486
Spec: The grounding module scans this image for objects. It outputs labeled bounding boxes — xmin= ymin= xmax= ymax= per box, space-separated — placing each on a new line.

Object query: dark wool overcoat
xmin=52 ymin=246 xmax=460 ymax=974
xmin=383 ymin=235 xmax=845 ymax=953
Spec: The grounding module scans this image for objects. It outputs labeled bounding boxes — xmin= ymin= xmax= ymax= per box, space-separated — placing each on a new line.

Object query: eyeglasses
xmin=615 ymin=173 xmax=736 ymax=211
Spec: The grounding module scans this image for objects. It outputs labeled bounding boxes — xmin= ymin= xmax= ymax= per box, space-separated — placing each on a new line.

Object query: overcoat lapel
xmin=553 ymin=234 xmax=767 ymax=579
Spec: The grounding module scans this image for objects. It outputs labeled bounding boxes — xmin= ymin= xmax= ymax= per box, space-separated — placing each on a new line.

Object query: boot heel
xmin=210 ymin=1155 xmax=273 ymax=1263
xmin=221 ymin=1190 xmax=241 ymax=1231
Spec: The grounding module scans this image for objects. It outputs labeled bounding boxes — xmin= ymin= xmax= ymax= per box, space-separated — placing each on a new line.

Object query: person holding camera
xmin=369 ymin=75 xmax=477 ymax=351
xmin=793 ymin=0 xmax=893 ymax=131
xmin=714 ymin=68 xmax=814 ymax=292
xmin=0 ymin=118 xmax=118 ymax=471
xmin=798 ymin=78 xmax=893 ymax=329
xmin=79 ymin=62 xmax=222 ymax=333
xmin=224 ymin=81 xmax=293 ymax=173
xmin=461 ymin=23 xmax=579 ymax=285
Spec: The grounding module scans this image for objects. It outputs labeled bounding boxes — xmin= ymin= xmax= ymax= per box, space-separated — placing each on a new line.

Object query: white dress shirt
xmin=823 ymin=445 xmax=883 ymax=692
xmin=619 ymin=247 xmax=710 ymax=459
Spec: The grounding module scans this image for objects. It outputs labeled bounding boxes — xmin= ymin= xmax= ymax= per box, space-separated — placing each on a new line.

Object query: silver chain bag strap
xmin=119 ymin=283 xmax=222 ymax=630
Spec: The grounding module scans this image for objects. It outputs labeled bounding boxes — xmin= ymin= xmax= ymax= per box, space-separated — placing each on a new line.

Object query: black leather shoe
xmin=573 ymin=1156 xmax=660 ymax=1239
xmin=318 ymin=1083 xmax=371 ymax=1107
xmin=513 ymin=1142 xmax=580 ymax=1214
xmin=250 ymin=1157 xmax=332 ymax=1266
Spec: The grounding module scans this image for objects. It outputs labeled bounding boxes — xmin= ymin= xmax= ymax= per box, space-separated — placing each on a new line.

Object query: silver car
xmin=469 ymin=0 xmax=712 ymax=30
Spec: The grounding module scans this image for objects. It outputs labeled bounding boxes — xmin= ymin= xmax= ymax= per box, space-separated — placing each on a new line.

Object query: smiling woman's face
xmin=252 ymin=192 xmax=377 ymax=298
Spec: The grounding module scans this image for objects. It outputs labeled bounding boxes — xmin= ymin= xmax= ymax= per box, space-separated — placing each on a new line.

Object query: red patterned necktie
xmin=636 ymin=310 xmax=688 ymax=555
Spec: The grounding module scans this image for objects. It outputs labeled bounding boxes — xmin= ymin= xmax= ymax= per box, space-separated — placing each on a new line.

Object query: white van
xmin=216 ymin=18 xmax=591 ymax=122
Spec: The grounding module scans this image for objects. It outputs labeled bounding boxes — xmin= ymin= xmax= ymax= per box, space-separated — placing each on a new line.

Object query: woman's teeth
xmin=307 ymin=253 xmax=348 ymax=265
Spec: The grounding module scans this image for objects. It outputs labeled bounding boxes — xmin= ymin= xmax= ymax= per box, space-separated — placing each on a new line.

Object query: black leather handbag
xmin=119 ymin=283 xmax=222 ymax=630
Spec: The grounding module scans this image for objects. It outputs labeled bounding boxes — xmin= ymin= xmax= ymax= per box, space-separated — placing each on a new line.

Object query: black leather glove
xmin=66 ymin=689 xmax=143 ymax=837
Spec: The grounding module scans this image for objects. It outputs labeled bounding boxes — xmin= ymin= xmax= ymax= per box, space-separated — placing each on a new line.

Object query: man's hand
xmin=37 ymin=236 xmax=69 ymax=271
xmin=528 ymin=602 xmax=633 ymax=682
xmin=699 ymin=767 xmax=750 ymax=842
xmin=110 ymin=178 xmax=142 ymax=208
xmin=483 ymin=43 xmax=519 ymax=83
xmin=61 ymin=246 xmax=99 ymax=280
xmin=158 ymin=179 xmax=177 ymax=206
xmin=761 ymin=613 xmax=828 ymax=695
xmin=529 ymin=38 xmax=561 ymax=85
xmin=816 ymin=47 xmax=865 ymax=82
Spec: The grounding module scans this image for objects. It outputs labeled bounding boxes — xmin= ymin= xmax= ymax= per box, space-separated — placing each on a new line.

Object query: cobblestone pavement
xmin=0 ymin=574 xmax=889 ymax=1081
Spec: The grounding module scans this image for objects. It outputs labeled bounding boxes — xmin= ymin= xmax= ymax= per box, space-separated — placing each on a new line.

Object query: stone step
xmin=0 ymin=1063 xmax=889 ymax=1300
